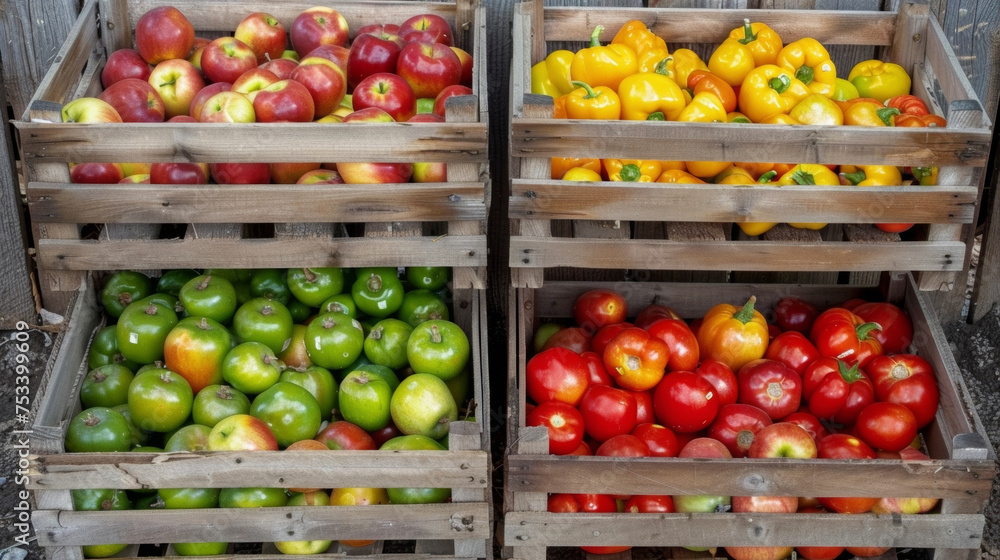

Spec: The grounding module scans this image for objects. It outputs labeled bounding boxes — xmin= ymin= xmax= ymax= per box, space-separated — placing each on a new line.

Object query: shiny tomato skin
xmin=644 ymin=318 xmax=700 ymax=372
xmin=624 ymin=494 xmax=675 ymax=513
xmin=526 ymin=347 xmax=591 ymax=406
xmin=802 ymin=357 xmax=875 ymax=425
xmin=707 ymin=403 xmax=772 ymax=458
xmin=547 ymin=493 xmax=581 ymax=513
xmin=694 ymin=360 xmax=738 ymax=407
xmin=579 ymin=351 xmax=614 ymax=386
xmin=810 ymin=307 xmax=883 ymax=367
xmin=573 ymin=289 xmax=627 ymax=334
xmin=815 ymin=433 xmax=879 ymax=514
xmin=866 ymin=353 xmax=939 ymax=428
xmin=634 ymin=304 xmax=681 ymax=329
xmin=652 ymin=371 xmax=720 ymax=433
xmin=526 ymin=400 xmax=585 ymax=455
xmin=764 ymin=331 xmax=821 ymax=376
xmin=852 ymin=302 xmax=913 ymax=354
xmin=602 ymin=327 xmax=669 ymax=391
xmin=578 ymin=385 xmax=638 ymax=442
xmin=595 ymin=434 xmax=651 ymax=457
xmin=631 ymin=390 xmax=654 ymax=424
xmin=630 ymin=423 xmax=679 ymax=457
xmin=541 ymin=326 xmax=593 ymax=354
xmin=736 ymin=359 xmax=802 ymax=421
xmin=592 ymin=322 xmax=634 ymax=356
xmin=856 ymin=401 xmax=918 ymax=452
xmin=782 ymin=411 xmax=829 ymax=441
xmin=774 ymin=297 xmax=820 ymax=333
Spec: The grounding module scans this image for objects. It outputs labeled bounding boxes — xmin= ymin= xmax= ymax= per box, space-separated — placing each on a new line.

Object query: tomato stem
xmin=367 ymin=273 xmax=383 ymax=293
xmin=197 ymin=275 xmax=212 ymax=291
xmin=303 ymin=268 xmax=318 ymax=283
xmin=84 ymin=412 xmax=101 ymax=427
xmin=430 ymin=324 xmax=442 ymax=344
xmin=144 ymin=303 xmax=158 ymax=315
xmin=118 ymin=292 xmax=133 ymax=306
xmin=92 ymin=370 xmax=106 ymax=383
xmin=199 ymin=317 xmax=210 ymax=330
xmin=370 ymin=326 xmax=383 ymax=341
xmin=837 ymin=359 xmax=863 ymax=383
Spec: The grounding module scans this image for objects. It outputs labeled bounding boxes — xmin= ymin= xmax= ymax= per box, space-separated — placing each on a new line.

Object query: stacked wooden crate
xmin=503 ymin=2 xmax=996 ymax=559
xmin=19 ymin=1 xmax=493 ymax=558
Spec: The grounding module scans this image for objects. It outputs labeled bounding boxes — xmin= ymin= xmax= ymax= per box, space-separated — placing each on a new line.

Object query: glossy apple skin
xmin=198 ymin=91 xmax=256 ymax=123
xmin=451 ymin=46 xmax=474 ymax=87
xmin=352 ymin=73 xmax=416 ymax=123
xmin=207 ymin=413 xmax=279 ymax=451
xmin=97 ymin=79 xmax=165 ymax=123
xmin=747 ymin=422 xmax=818 ymax=459
xmin=102 ymin=49 xmax=152 ymax=88
xmin=61 ymin=97 xmax=123 ymax=123
xmin=296 ymin=169 xmax=344 ymax=184
xmin=135 ymin=6 xmax=195 ymax=65
xmin=270 ymin=162 xmax=322 ymax=184
xmin=151 ymin=162 xmax=210 ymax=185
xmin=119 ymin=174 xmax=150 ymax=184
xmin=188 ymin=82 xmax=232 ymax=120
xmin=303 ymin=44 xmax=350 ymax=71
xmin=252 ymin=79 xmax=315 ymax=122
xmin=232 ymin=68 xmax=279 ymax=96
xmin=432 ymin=84 xmax=473 ymax=118
xmin=147 ymin=59 xmax=206 ymax=119
xmin=235 ymin=12 xmax=288 ymax=64
xmin=396 ymin=41 xmax=462 ymax=99
xmin=290 ymin=57 xmax=347 ymax=118
xmin=398 ymin=14 xmax=453 ymax=46
xmin=210 ymin=163 xmax=272 ymax=185
xmin=336 ymin=106 xmax=412 ymax=183
xmin=200 ymin=37 xmax=258 ymax=84
xmin=290 ymin=7 xmax=350 ymax=58
xmin=70 ymin=163 xmax=124 ymax=184
xmin=346 ymin=33 xmax=402 ymax=91
xmin=259 ymin=58 xmax=299 ymax=80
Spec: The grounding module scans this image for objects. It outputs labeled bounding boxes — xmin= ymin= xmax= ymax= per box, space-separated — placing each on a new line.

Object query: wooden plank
xmin=446 ymin=94 xmax=488 ymax=290
xmin=510 ymin=238 xmax=966 ymax=272
xmin=28 ymin=182 xmax=488 ymax=223
xmin=37 ymin=235 xmax=487 ymax=271
xmin=33 ymin=502 xmax=492 ymax=546
xmin=504 ymin=512 xmax=986 ymax=549
xmin=925 ymin=16 xmax=988 ymax=116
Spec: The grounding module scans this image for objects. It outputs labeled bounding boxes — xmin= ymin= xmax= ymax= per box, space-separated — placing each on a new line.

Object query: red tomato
xmin=645 ymin=318 xmax=700 ymax=372
xmin=592 ymin=322 xmax=634 ymax=356
xmin=573 ymin=288 xmax=627 ymax=334
xmin=781 ymin=411 xmax=828 ymax=441
xmin=815 ymin=433 xmax=879 ymax=514
xmin=694 ymin=360 xmax=738 ymax=407
xmin=623 ymin=494 xmax=675 ymax=513
xmin=574 ymin=493 xmax=632 ymax=555
xmin=540 ymin=326 xmax=592 ymax=354
xmin=763 ymin=331 xmax=821 ymax=377
xmin=526 ymin=347 xmax=591 ymax=406
xmin=767 ymin=323 xmax=782 ymax=341
xmin=855 ymin=401 xmax=918 ymax=452
xmin=579 ymin=351 xmax=614 ymax=386
xmin=602 ymin=327 xmax=669 ymax=391
xmin=631 ymin=390 xmax=655 ymax=424
xmin=652 ymin=371 xmax=721 ymax=433
xmin=866 ymin=353 xmax=939 ymax=428
xmin=525 ymin=400 xmax=585 ymax=455
xmin=839 ymin=298 xmax=867 ymax=311
xmin=706 ymin=403 xmax=772 ymax=458
xmin=736 ymin=359 xmax=802 ymax=421
xmin=630 ymin=422 xmax=679 ymax=457
xmin=567 ymin=441 xmax=593 ymax=455
xmin=774 ymin=297 xmax=820 ymax=333
xmin=852 ymin=302 xmax=913 ymax=354
xmin=595 ymin=434 xmax=651 ymax=457
xmin=578 ymin=385 xmax=638 ymax=442
xmin=547 ymin=493 xmax=580 ymax=513
xmin=633 ymin=303 xmax=681 ymax=329
xmin=846 ymin=547 xmax=893 ymax=558
xmin=796 ymin=506 xmax=845 ymax=560
xmin=802 ymin=357 xmax=875 ymax=425
xmin=810 ymin=308 xmax=883 ymax=367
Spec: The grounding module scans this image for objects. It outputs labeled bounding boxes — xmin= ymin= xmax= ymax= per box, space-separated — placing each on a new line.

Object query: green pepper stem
xmin=620 ymin=163 xmax=642 ymax=181
xmin=795 ymin=65 xmax=815 ymax=85
xmin=757 ymin=170 xmax=777 ymax=183
xmin=856 ymin=321 xmax=883 ymax=341
xmin=768 ymin=74 xmax=791 ymax=94
xmin=842 ymin=170 xmax=866 ymax=185
xmin=791 ymin=169 xmax=817 ymax=185
xmin=837 ymin=359 xmax=864 ymax=383
xmin=589 ymin=25 xmax=604 ymax=48
xmin=732 ymin=295 xmax=758 ymax=324
xmin=876 ymin=106 xmax=901 ymax=126
xmin=654 ymin=57 xmax=671 ymax=76
xmin=646 ymin=111 xmax=665 ymax=121
xmin=571 ymin=80 xmax=599 ymax=100
xmin=737 ymin=18 xmax=757 ymax=45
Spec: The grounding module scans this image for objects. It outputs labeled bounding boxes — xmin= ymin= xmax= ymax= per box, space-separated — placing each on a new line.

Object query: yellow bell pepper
xmin=840 ymin=164 xmax=902 ymax=186
xmin=605 ymin=159 xmax=661 ymax=182
xmin=760 ymin=113 xmax=801 ymax=125
xmin=666 ymin=49 xmax=709 ymax=89
xmin=660 ymin=160 xmax=687 ymax=172
xmin=618 ymin=59 xmax=687 ymax=121
xmin=714 ymin=165 xmax=756 ymax=184
xmin=530 ymin=50 xmax=575 ymax=97
xmin=551 ymin=157 xmax=601 ymax=180
xmin=788 ymin=93 xmax=844 ymax=125
xmin=728 ymin=111 xmax=752 ymax=123
xmin=728 ymin=19 xmax=783 ymax=67
xmin=831 ymin=78 xmax=860 ymax=102
xmin=848 ymin=60 xmax=912 ymax=103
xmin=677 ymin=91 xmax=727 ymax=123
xmin=911 ymin=166 xmax=938 ymax=185
xmin=565 ymin=81 xmax=621 ymax=120
xmin=570 ymin=26 xmax=638 ymax=91
xmin=612 ymin=21 xmax=670 ymax=73
xmin=843 ymin=100 xmax=899 ymax=126
xmin=739 ymin=168 xmax=781 ymax=236
xmin=656 ymin=169 xmax=706 ymax=183
xmin=776 ymin=38 xmax=837 ymax=97
xmin=738 ymin=64 xmax=811 ymax=123
xmin=734 ymin=161 xmax=775 ymax=180
xmin=778 ymin=164 xmax=840 ymax=230
xmin=686 ymin=160 xmax=731 ymax=179
xmin=561 ymin=167 xmax=603 ymax=182
xmin=708 ymin=38 xmax=756 ymax=87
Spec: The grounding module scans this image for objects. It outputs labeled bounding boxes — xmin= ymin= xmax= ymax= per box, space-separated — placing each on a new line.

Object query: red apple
xmin=207 ymin=413 xmax=279 ymax=451
xmin=871 ymin=447 xmax=938 ymax=514
xmin=731 ymin=495 xmax=798 ymax=513
xmin=314 ymin=420 xmax=377 ymax=450
xmin=303 ymin=44 xmax=350 ymax=71
xmin=432 ymin=84 xmax=473 ymax=118
xmin=336 ymin=160 xmax=412 ymax=184
xmin=119 ymin=174 xmax=150 ymax=184
xmin=148 ymin=58 xmax=206 ymax=119
xmin=168 ymin=115 xmax=198 ymax=123
xmin=270 ymin=162 xmax=322 ymax=184
xmin=451 ymin=46 xmax=474 ymax=87
xmin=198 ymin=91 xmax=255 ymax=123
xmin=200 ymin=37 xmax=258 ymax=85
xmin=252 ymin=79 xmax=315 ymax=122
xmin=354 ymin=23 xmax=402 ymax=44
xmin=102 ymin=48 xmax=152 ymax=89
xmin=232 ymin=68 xmax=279 ymax=97
xmin=296 ymin=169 xmax=344 ymax=184
xmin=259 ymin=58 xmax=299 ymax=80
xmin=352 ymin=72 xmax=416 ymax=123
xmin=210 ymin=163 xmax=271 ymax=185
xmin=396 ymin=41 xmax=462 ymax=99
xmin=677 ymin=436 xmax=732 ymax=459
xmin=747 ymin=422 xmax=817 ymax=459
xmin=191 ymin=37 xmax=212 ymax=53
xmin=70 ymin=162 xmax=124 ymax=184
xmin=99 ymin=78 xmax=165 ymax=122
xmin=151 ymin=162 xmax=210 ymax=184
xmin=188 ymin=81 xmax=232 ymax=120
xmin=346 ymin=32 xmax=402 ymax=91
xmin=290 ymin=7 xmax=350 ymax=58
xmin=290 ymin=57 xmax=347 ymax=118
xmin=119 ymin=162 xmax=151 ymax=177
xmin=61 ymin=97 xmax=122 ymax=123
xmin=134 ymin=6 xmax=195 ymax=65
xmin=234 ymin=12 xmax=287 ymax=64
xmin=398 ymin=14 xmax=453 ymax=46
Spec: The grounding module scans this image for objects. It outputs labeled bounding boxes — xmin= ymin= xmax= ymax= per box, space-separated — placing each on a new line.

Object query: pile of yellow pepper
xmin=532 ymin=19 xmax=943 ymax=236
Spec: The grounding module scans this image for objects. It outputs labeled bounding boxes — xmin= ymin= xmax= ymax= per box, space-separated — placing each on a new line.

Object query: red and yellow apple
xmin=234 ymin=12 xmax=288 ymax=64
xmin=135 ymin=6 xmax=194 ymax=64
xmin=290 ymin=56 xmax=347 ymax=118
xmin=351 ymin=72 xmax=415 ymax=123
xmin=398 ymin=13 xmax=453 ymax=46
xmin=396 ymin=41 xmax=462 ymax=99
xmin=252 ymin=79 xmax=315 ymax=122
xmin=98 ymin=78 xmax=166 ymax=122
xmin=200 ymin=36 xmax=258 ymax=85
xmin=270 ymin=162 xmax=322 ymax=184
xmin=188 ymin=81 xmax=232 ymax=120
xmin=150 ymin=162 xmax=210 ymax=184
xmin=69 ymin=162 xmax=124 ymax=184
xmin=290 ymin=7 xmax=350 ymax=58
xmin=210 ymin=162 xmax=272 ymax=185
xmin=207 ymin=413 xmax=279 ymax=451
xmin=232 ymin=68 xmax=280 ymax=97
xmin=148 ymin=58 xmax=206 ymax=119
xmin=61 ymin=97 xmax=123 ymax=123
xmin=258 ymin=57 xmax=299 ymax=80
xmin=102 ymin=48 xmax=152 ymax=88
xmin=748 ymin=422 xmax=818 ymax=459
xmin=198 ymin=91 xmax=255 ymax=123
xmin=450 ymin=46 xmax=474 ymax=87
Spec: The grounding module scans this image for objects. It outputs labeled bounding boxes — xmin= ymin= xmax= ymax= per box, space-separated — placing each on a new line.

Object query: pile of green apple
xmin=64 ymin=4 xmax=476 ymax=187
xmin=66 ymin=266 xmax=472 ymax=557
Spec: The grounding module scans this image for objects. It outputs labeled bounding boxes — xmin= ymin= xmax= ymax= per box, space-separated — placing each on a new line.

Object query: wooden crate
xmin=501 ymin=272 xmax=996 ymax=560
xmin=14 ymin=0 xmax=490 ymax=314
xmin=508 ymin=1 xmax=992 ymax=291
xmin=28 ymin=273 xmax=493 ymax=560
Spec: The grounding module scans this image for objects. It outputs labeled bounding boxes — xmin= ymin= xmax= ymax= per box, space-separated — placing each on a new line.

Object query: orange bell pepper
xmin=714 ymin=165 xmax=756 ymax=184
xmin=551 ymin=158 xmax=601 ymax=180
xmin=696 ymin=296 xmax=769 ymax=372
xmin=612 ymin=20 xmax=670 ymax=74
xmin=688 ymin=70 xmax=738 ymax=113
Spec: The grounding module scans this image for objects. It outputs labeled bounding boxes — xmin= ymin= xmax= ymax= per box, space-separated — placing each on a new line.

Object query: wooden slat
xmin=33 ymin=502 xmax=491 ymax=546
xmin=37 ymin=235 xmax=487 ymax=271
xmin=28 ymin=182 xmax=487 ymax=223
xmin=509 ymin=181 xmax=977 ymax=223
xmin=925 ymin=16 xmax=990 ymax=122
xmin=504 ymin=512 xmax=986 ymax=549
xmin=510 ymin=238 xmax=966 ymax=272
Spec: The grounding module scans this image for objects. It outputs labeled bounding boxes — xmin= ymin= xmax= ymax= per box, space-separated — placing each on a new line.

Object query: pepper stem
xmin=876 ymin=107 xmax=901 ymax=126
xmin=619 ymin=164 xmax=642 ymax=181
xmin=589 ymin=25 xmax=605 ymax=48
xmin=837 ymin=359 xmax=863 ymax=383
xmin=571 ymin=80 xmax=599 ymax=100
xmin=732 ymin=295 xmax=758 ymax=324
xmin=654 ymin=57 xmax=670 ymax=76
xmin=791 ymin=169 xmax=817 ymax=185
xmin=842 ymin=170 xmax=866 ymax=185
xmin=757 ymin=170 xmax=777 ymax=183
xmin=795 ymin=65 xmax=815 ymax=85
xmin=737 ymin=19 xmax=757 ymax=45
xmin=646 ymin=111 xmax=665 ymax=121
xmin=768 ymin=74 xmax=791 ymax=94
xmin=855 ymin=321 xmax=883 ymax=341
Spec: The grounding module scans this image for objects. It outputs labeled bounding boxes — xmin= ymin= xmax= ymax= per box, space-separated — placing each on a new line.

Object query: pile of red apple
xmin=527 ymin=288 xmax=941 ymax=560
xmin=64 ymin=5 xmax=475 ymax=186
